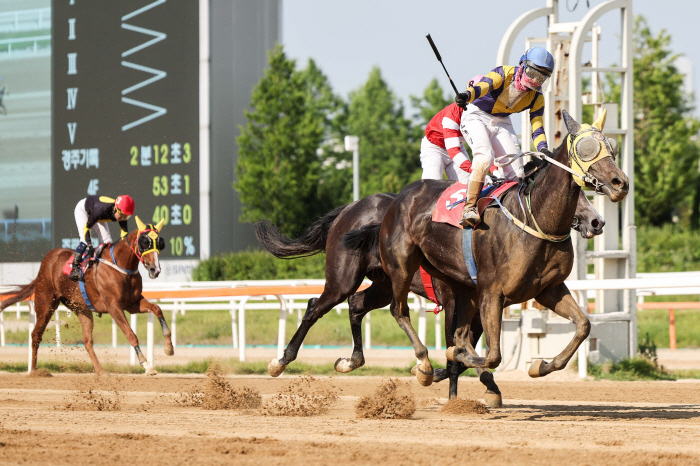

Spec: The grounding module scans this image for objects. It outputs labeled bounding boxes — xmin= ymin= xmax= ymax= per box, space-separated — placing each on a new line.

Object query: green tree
xmin=606 ymin=17 xmax=700 ymax=226
xmin=342 ymin=67 xmax=421 ymax=196
xmin=410 ymin=78 xmax=452 ymax=130
xmin=235 ymin=46 xmax=338 ymax=236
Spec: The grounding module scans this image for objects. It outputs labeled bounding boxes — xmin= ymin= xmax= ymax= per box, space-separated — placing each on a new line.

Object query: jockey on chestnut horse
xmin=0 ymin=216 xmax=172 ymax=376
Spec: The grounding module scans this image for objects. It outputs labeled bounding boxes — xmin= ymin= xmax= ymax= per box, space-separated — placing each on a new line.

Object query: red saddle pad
xmin=432 ymin=181 xmax=518 ymax=228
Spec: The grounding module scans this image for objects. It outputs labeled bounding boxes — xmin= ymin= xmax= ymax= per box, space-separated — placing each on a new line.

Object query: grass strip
xmin=588 ymin=357 xmax=678 ymax=381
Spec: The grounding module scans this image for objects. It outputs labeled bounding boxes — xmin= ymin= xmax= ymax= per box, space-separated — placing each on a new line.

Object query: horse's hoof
xmin=334 ymin=358 xmax=355 ymax=373
xmin=164 ymin=345 xmax=174 ymax=356
xmin=96 ymin=371 xmax=110 ymax=378
xmin=484 ymin=391 xmax=503 ymax=408
xmin=414 ymin=365 xmax=433 ymax=387
xmin=528 ymin=359 xmax=545 ymax=378
xmin=445 ymin=346 xmax=456 ymax=362
xmin=143 ymin=364 xmax=157 ymax=376
xmin=268 ymin=358 xmax=286 ymax=377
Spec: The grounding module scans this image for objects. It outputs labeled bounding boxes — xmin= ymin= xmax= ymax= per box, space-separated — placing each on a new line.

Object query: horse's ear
xmin=592 ymin=108 xmax=607 ymax=131
xmin=155 ymin=218 xmax=165 ymax=232
xmin=562 ymin=109 xmax=581 ymax=135
xmin=135 ymin=216 xmax=147 ymax=232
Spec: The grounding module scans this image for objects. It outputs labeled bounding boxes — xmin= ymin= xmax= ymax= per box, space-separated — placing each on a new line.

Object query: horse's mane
xmin=522 ymin=139 xmax=568 ymax=186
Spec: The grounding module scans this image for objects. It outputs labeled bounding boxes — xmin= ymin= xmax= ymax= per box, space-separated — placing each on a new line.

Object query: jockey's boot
xmin=68 ymin=243 xmax=86 ymax=282
xmin=459 ymin=180 xmax=484 ymax=228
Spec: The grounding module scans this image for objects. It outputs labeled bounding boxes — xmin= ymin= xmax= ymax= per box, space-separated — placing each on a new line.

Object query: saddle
xmin=61 ymin=243 xmax=109 ymax=276
xmin=432 ymin=180 xmax=519 ymax=228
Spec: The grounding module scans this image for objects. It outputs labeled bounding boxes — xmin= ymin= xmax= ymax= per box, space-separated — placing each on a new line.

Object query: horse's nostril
xmin=612 ymin=178 xmax=623 ymax=189
xmin=592 ymin=219 xmax=600 ymax=228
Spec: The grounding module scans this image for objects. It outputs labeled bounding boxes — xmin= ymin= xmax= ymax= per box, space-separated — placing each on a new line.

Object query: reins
xmin=97 ymin=243 xmax=139 ymax=275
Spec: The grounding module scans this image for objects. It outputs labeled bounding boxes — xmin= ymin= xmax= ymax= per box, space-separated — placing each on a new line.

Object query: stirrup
xmin=68 ymin=266 xmax=84 ymax=282
xmin=460 ymin=208 xmax=480 ymax=228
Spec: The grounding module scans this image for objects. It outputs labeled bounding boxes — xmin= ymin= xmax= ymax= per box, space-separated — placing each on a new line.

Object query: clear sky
xmin=282 ymin=0 xmax=700 ymax=118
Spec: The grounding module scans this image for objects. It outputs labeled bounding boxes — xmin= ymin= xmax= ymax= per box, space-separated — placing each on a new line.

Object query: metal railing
xmin=0 ymin=35 xmax=51 ymax=57
xmin=0 ymin=8 xmax=51 ymax=32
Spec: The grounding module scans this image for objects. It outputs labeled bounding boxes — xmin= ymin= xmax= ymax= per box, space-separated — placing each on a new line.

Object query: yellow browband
xmin=566 ymin=109 xmax=614 ymax=188
xmin=135 ymin=216 xmax=164 ymax=257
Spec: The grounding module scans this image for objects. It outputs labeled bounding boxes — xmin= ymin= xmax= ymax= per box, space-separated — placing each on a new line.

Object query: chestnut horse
xmin=0 ymin=217 xmax=171 ymax=375
xmin=370 ymin=109 xmax=628 ymax=386
xmin=257 ymin=181 xmax=603 ymax=404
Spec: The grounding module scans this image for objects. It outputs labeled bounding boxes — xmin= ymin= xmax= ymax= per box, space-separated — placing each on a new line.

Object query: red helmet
xmin=115 ymin=195 xmax=135 ymax=215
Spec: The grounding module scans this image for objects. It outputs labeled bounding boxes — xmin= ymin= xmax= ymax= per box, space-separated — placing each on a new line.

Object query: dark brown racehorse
xmin=371 ymin=110 xmax=628 ymax=386
xmin=257 ymin=176 xmax=604 ymax=404
xmin=0 ymin=217 xmax=172 ymax=375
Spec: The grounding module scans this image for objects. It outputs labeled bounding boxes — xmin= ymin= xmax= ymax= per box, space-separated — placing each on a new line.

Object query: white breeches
xmin=460 ymin=106 xmax=524 ymax=182
xmin=419 ymin=137 xmax=471 ymax=184
xmin=74 ymin=199 xmax=113 ymax=245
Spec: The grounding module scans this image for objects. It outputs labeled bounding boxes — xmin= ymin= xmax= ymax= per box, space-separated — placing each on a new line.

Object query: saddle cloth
xmin=61 ymin=244 xmax=109 ymax=276
xmin=431 ymin=181 xmax=518 ymax=228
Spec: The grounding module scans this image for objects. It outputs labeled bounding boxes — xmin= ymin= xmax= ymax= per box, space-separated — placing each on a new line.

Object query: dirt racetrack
xmin=1 ymin=372 xmax=700 ymax=466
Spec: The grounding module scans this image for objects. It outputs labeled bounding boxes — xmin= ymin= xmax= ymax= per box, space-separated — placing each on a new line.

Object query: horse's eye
xmin=156 ymin=237 xmax=165 ymax=251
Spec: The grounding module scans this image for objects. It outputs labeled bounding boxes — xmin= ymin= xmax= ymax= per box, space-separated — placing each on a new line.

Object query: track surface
xmin=1 ymin=373 xmax=700 ymax=465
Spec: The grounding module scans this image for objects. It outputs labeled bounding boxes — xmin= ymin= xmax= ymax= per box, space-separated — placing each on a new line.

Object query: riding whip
xmin=426 ymin=34 xmax=460 ymax=95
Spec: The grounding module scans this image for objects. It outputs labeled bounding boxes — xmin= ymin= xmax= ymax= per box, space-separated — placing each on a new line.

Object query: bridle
xmin=128 ymin=228 xmax=163 ymax=265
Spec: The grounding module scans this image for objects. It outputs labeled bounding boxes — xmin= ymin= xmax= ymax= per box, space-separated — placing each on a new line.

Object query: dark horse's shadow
xmin=508 ymin=403 xmax=700 ymax=421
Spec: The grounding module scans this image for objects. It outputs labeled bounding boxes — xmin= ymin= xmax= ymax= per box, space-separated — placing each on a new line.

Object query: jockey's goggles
xmin=522 ymin=63 xmax=552 ymax=91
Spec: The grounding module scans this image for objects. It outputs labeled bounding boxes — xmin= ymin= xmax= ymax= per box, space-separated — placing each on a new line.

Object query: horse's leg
xmin=109 ymin=306 xmax=156 ymax=375
xmin=384 ymin=248 xmax=433 ymax=386
xmin=126 ymin=297 xmax=173 ymax=356
xmin=268 ymin=275 xmax=364 ymax=377
xmin=75 ymin=310 xmax=108 ymax=376
xmin=335 ymin=278 xmax=392 ymax=373
xmin=529 ymin=283 xmax=590 ymax=377
xmin=29 ymin=294 xmax=56 ymax=373
xmin=475 ymin=292 xmax=505 ymax=370
xmin=467 ymin=315 xmax=502 ymax=407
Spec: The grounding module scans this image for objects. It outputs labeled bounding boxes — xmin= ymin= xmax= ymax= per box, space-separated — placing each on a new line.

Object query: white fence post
xmin=229 ymin=299 xmax=237 ymax=349
xmin=435 ymin=311 xmax=442 ymax=351
xmin=418 ymin=297 xmax=427 ymax=345
xmin=0 ymin=310 xmax=5 ymax=347
xmin=238 ymin=297 xmax=248 ymax=362
xmin=276 ymin=296 xmax=287 ymax=361
xmin=130 ymin=314 xmax=137 ymax=365
xmin=54 ymin=309 xmax=61 ymax=348
xmin=171 ymin=303 xmax=178 ymax=349
xmin=147 ymin=313 xmax=154 ymax=367
xmin=112 ymin=319 xmax=117 ymax=348
xmin=364 ymin=312 xmax=371 ymax=350
xmin=27 ymin=301 xmax=35 ymax=374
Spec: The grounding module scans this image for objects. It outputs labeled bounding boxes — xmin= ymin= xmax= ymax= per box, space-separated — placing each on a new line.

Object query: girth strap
xmin=462 ymin=227 xmax=478 ymax=285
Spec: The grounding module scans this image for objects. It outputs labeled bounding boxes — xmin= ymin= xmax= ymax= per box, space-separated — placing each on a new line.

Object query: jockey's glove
xmin=455 ymin=90 xmax=471 ymax=109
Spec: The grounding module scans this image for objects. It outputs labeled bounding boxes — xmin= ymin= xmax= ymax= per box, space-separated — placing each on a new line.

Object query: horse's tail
xmin=254 ymin=204 xmax=349 ymax=259
xmin=0 ymin=280 xmax=36 ymax=311
xmin=341 ymin=223 xmax=381 ymax=258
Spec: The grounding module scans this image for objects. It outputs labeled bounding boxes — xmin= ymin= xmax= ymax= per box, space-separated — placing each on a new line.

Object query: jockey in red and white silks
xmin=420 ymin=103 xmax=471 ymax=184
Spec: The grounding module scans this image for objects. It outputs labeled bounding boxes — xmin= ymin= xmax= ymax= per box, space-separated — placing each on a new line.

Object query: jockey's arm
xmin=119 ymin=220 xmax=128 ymax=239
xmin=529 ymin=94 xmax=548 ymax=152
xmin=461 ymin=69 xmax=505 ymax=105
xmin=82 ymin=224 xmax=92 ymax=245
xmin=442 ymin=111 xmax=471 ymax=170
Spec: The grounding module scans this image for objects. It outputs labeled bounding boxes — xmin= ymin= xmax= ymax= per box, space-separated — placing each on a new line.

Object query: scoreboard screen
xmin=52 ymin=0 xmax=200 ymax=259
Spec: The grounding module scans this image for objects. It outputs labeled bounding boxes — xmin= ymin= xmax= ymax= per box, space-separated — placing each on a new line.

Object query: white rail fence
xmin=2 ymin=273 xmax=699 ymax=374
xmin=0 ymin=35 xmax=51 ymax=58
xmin=0 ymin=8 xmax=50 ymax=33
